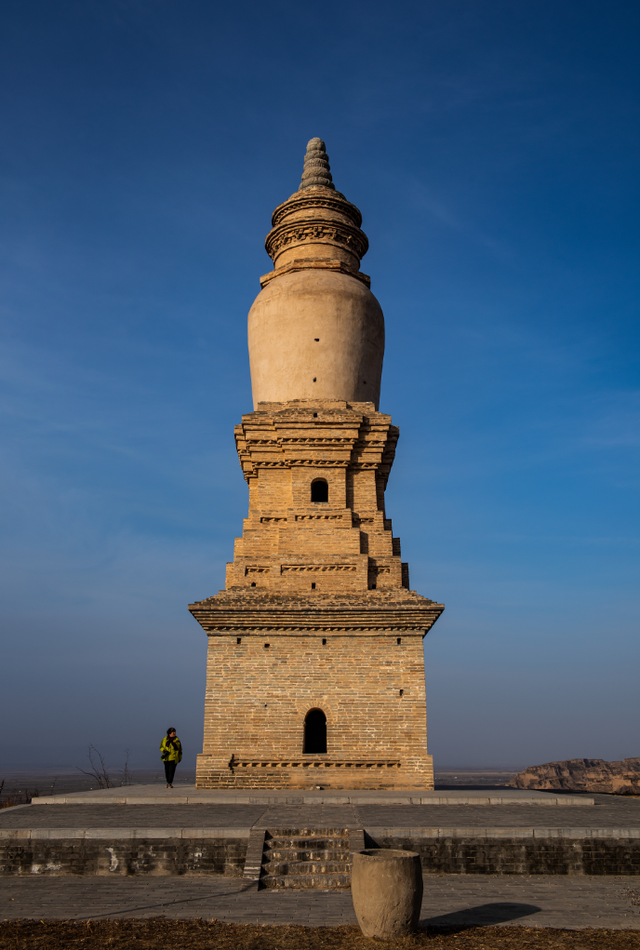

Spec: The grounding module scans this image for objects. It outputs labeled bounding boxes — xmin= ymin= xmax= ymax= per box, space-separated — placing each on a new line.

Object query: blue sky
xmin=1 ymin=0 xmax=638 ymax=772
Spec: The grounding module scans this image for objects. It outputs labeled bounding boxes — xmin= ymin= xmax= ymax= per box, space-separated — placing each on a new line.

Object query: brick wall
xmin=196 ymin=630 xmax=433 ymax=789
xmin=191 ymin=400 xmax=444 ymax=789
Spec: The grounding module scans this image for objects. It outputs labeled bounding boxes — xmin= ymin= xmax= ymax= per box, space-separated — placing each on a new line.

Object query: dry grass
xmin=0 ymin=920 xmax=639 ymax=950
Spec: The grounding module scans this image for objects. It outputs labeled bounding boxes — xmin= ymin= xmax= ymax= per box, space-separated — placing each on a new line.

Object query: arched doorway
xmin=311 ymin=479 xmax=328 ymax=503
xmin=303 ymin=708 xmax=327 ymax=754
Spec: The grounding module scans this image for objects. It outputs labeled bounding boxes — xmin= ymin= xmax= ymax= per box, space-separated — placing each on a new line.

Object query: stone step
xmin=267 ymin=828 xmax=349 ymax=836
xmin=259 ymin=827 xmax=354 ymax=890
xmin=267 ymin=860 xmax=351 ymax=876
xmin=265 ymin=847 xmax=349 ymax=862
xmin=262 ymin=872 xmax=350 ymax=889
xmin=266 ymin=836 xmax=348 ymax=850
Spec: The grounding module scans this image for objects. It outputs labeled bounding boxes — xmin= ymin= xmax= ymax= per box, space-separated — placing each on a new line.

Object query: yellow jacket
xmin=160 ymin=735 xmax=182 ymax=763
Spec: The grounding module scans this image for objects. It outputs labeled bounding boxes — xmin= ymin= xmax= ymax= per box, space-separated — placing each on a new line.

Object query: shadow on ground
xmin=423 ymin=902 xmax=541 ymax=930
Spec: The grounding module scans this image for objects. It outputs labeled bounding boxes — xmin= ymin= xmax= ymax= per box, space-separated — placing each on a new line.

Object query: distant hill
xmin=508 ymin=758 xmax=640 ymax=794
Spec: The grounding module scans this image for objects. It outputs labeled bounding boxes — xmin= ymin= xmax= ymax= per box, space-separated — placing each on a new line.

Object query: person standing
xmin=160 ymin=727 xmax=182 ymax=788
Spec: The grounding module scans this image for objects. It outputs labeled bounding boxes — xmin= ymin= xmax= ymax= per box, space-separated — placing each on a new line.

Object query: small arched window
xmin=303 ymin=708 xmax=327 ymax=754
xmin=311 ymin=479 xmax=328 ymax=503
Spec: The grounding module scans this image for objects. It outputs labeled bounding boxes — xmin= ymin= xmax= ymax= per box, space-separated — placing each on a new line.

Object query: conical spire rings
xmin=299 ymin=138 xmax=335 ymax=191
xmin=262 ymin=137 xmax=369 ymax=286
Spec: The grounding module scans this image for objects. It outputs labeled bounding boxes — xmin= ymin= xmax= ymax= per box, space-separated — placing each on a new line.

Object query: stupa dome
xmin=247 ymin=138 xmax=385 ymax=409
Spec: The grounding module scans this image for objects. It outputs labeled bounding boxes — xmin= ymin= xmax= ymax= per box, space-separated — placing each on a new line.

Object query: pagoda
xmin=190 ymin=139 xmax=444 ymax=788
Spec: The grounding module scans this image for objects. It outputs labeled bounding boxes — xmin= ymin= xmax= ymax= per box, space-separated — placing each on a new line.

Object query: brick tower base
xmin=191 ymin=590 xmax=441 ymax=790
xmin=190 ymin=402 xmax=444 ymax=790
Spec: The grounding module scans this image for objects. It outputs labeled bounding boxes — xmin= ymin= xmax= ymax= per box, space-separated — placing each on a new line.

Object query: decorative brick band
xmin=281 ymin=564 xmax=357 ymax=574
xmin=260 ymin=257 xmax=371 ymax=289
xmin=251 ymin=459 xmax=350 ymax=469
xmin=291 ymin=444 xmax=353 ymax=450
xmin=189 ymin=598 xmax=445 ymax=633
xmin=265 ymin=220 xmax=369 ymax=264
xmin=294 ymin=514 xmax=343 ymax=521
xmin=230 ymin=757 xmax=401 ymax=771
xmin=270 ymin=193 xmax=363 ymax=229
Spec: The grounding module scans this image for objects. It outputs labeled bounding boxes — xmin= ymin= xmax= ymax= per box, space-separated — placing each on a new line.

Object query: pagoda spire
xmin=299 ymin=137 xmax=335 ymax=190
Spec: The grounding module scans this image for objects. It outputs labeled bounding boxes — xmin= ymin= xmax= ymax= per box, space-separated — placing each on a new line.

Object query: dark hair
xmin=167 ymin=727 xmax=176 ymax=735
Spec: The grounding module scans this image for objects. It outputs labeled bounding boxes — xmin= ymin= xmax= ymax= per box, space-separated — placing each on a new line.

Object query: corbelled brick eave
xmin=189 ymin=592 xmax=444 ymax=634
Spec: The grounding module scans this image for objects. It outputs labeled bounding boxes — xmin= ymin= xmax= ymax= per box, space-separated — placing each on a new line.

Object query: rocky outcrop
xmin=509 ymin=758 xmax=640 ymax=795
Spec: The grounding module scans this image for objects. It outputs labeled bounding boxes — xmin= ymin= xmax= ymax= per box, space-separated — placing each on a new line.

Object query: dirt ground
xmin=1 ymin=920 xmax=639 ymax=950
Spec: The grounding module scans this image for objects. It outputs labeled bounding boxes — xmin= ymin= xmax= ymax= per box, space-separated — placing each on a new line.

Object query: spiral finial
xmin=299 ymin=137 xmax=335 ymax=191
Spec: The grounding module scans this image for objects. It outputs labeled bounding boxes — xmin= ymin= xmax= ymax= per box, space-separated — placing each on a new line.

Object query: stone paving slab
xmin=0 ymin=805 xmax=269 ymax=830
xmin=2 ymin=874 xmax=640 ymax=928
xmin=367 ymin=827 xmax=640 ymax=840
xmin=0 ymin=828 xmax=252 ymax=840
xmin=3 ymin=798 xmax=638 ymax=833
xmin=31 ymin=784 xmax=594 ymax=806
xmin=5 ymin=826 xmax=638 ymax=843
xmin=257 ymin=804 xmax=361 ymax=829
xmin=357 ymin=797 xmax=640 ymax=828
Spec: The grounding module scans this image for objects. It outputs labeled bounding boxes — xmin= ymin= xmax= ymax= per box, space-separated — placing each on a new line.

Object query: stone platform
xmin=30 ymin=784 xmax=593 ymax=806
xmin=2 ymin=784 xmax=640 ymax=883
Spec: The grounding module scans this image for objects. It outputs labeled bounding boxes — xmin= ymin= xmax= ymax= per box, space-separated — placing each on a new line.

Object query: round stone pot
xmin=351 ymin=848 xmax=423 ymax=939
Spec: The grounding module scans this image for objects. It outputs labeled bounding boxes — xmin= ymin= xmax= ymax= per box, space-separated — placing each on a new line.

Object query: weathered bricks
xmin=190 ymin=401 xmax=444 ymax=790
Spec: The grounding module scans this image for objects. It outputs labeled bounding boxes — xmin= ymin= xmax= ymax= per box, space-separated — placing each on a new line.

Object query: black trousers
xmin=164 ymin=760 xmax=177 ymax=785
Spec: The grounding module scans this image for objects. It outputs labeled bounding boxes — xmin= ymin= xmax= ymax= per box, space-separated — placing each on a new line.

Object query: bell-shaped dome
xmin=248 ymin=139 xmax=385 ymax=409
